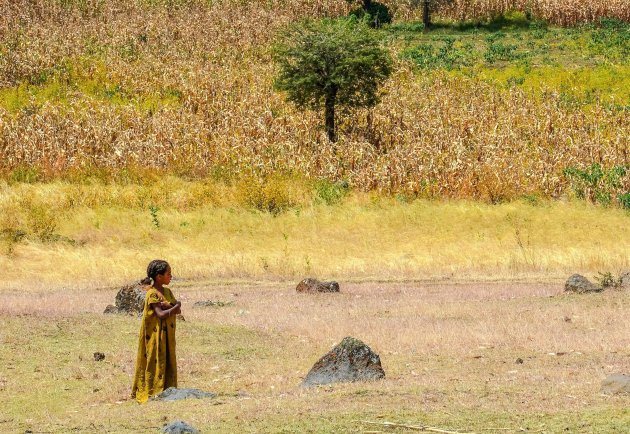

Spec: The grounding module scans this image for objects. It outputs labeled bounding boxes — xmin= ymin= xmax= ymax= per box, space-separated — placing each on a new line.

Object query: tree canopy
xmin=273 ymin=18 xmax=393 ymax=142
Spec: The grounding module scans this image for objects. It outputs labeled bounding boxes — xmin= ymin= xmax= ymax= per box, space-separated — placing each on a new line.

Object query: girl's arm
xmin=150 ymin=303 xmax=179 ymax=319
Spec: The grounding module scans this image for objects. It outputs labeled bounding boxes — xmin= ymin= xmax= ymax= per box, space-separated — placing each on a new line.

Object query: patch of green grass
xmin=0 ymin=57 xmax=182 ymax=114
xmin=392 ymin=13 xmax=630 ymax=105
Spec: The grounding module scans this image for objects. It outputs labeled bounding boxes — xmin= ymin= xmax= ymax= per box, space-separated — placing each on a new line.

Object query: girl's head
xmin=141 ymin=259 xmax=171 ymax=286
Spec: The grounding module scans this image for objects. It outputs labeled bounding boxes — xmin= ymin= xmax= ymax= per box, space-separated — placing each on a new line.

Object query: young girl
xmin=131 ymin=259 xmax=182 ymax=403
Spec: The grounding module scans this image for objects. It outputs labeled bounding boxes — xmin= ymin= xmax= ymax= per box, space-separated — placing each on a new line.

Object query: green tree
xmin=273 ymin=19 xmax=392 ymax=142
xmin=345 ymin=0 xmax=392 ymax=28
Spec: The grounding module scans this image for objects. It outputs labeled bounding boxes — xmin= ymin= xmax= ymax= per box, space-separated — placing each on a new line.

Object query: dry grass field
xmin=1 ymin=1 xmax=629 ymax=432
xmin=1 ymin=180 xmax=629 ymax=291
xmin=2 ymin=280 xmax=630 ymax=433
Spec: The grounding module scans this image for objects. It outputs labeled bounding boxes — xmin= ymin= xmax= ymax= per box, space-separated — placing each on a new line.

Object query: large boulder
xmin=601 ymin=374 xmax=630 ymax=395
xmin=103 ymin=281 xmax=146 ymax=315
xmin=296 ymin=278 xmax=340 ymax=293
xmin=152 ymin=387 xmax=216 ymax=402
xmin=302 ymin=337 xmax=385 ymax=387
xmin=564 ymin=274 xmax=601 ymax=293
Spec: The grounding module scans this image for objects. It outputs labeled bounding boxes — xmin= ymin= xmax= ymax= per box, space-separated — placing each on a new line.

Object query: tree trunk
xmin=325 ymin=89 xmax=337 ymax=142
xmin=423 ymin=0 xmax=431 ymax=30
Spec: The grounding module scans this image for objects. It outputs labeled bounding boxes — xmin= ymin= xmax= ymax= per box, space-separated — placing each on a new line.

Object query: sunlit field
xmin=2 ymin=281 xmax=630 ymax=432
xmin=1 ymin=1 xmax=629 ymax=432
xmin=0 ymin=180 xmax=629 ymax=291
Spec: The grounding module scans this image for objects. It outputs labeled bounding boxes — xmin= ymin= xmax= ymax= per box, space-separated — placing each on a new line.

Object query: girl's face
xmin=155 ymin=266 xmax=172 ymax=286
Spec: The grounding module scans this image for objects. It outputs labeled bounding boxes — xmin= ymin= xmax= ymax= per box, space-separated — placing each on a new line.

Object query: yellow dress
xmin=131 ymin=286 xmax=178 ymax=403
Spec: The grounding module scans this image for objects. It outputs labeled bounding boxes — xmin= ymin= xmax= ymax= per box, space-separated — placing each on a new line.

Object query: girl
xmin=131 ymin=259 xmax=182 ymax=403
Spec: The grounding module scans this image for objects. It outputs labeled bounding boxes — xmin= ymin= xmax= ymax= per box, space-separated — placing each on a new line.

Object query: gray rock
xmin=303 ymin=336 xmax=385 ymax=387
xmin=93 ymin=352 xmax=105 ymax=361
xmin=601 ymin=374 xmax=630 ymax=395
xmin=103 ymin=281 xmax=146 ymax=315
xmin=296 ymin=278 xmax=340 ymax=293
xmin=193 ymin=300 xmax=234 ymax=308
xmin=620 ymin=272 xmax=630 ymax=289
xmin=161 ymin=421 xmax=199 ymax=434
xmin=103 ymin=305 xmax=118 ymax=314
xmin=564 ymin=274 xmax=602 ymax=293
xmin=152 ymin=387 xmax=216 ymax=402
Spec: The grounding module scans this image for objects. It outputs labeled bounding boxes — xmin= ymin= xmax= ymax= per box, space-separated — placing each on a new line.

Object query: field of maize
xmin=0 ymin=0 xmax=628 ymax=203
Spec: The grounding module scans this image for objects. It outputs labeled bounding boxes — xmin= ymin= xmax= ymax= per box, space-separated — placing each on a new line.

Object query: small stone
xmin=303 ymin=336 xmax=385 ymax=387
xmin=564 ymin=274 xmax=601 ymax=293
xmin=93 ymin=352 xmax=105 ymax=362
xmin=620 ymin=272 xmax=630 ymax=289
xmin=601 ymin=374 xmax=630 ymax=395
xmin=151 ymin=387 xmax=216 ymax=402
xmin=193 ymin=300 xmax=233 ymax=308
xmin=296 ymin=278 xmax=340 ymax=293
xmin=515 ymin=358 xmax=524 ymax=364
xmin=161 ymin=420 xmax=199 ymax=434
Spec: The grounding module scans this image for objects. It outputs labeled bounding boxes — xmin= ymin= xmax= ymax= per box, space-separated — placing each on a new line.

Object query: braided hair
xmin=141 ymin=259 xmax=170 ymax=285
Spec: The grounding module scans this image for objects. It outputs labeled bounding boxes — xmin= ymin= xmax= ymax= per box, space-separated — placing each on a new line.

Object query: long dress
xmin=131 ymin=286 xmax=177 ymax=403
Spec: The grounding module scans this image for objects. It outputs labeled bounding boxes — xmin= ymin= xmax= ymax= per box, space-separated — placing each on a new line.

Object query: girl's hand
xmin=172 ymin=302 xmax=182 ymax=315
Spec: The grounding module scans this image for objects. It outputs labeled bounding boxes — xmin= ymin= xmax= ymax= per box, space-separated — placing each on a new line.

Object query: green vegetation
xmin=273 ymin=18 xmax=393 ymax=142
xmin=563 ymin=164 xmax=629 ymax=208
xmin=0 ymin=58 xmax=181 ymax=114
xmin=396 ymin=14 xmax=630 ymax=105
xmin=346 ymin=0 xmax=392 ymax=28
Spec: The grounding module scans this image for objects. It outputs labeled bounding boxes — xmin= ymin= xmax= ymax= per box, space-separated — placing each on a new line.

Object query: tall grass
xmin=1 ymin=180 xmax=628 ymax=290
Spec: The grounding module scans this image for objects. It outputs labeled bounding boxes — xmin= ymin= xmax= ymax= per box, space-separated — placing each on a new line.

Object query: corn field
xmin=426 ymin=0 xmax=630 ymax=26
xmin=0 ymin=0 xmax=628 ymax=202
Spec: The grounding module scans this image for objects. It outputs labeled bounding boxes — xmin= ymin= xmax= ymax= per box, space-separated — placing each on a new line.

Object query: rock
xmin=620 ymin=272 xmax=630 ymax=289
xmin=302 ymin=336 xmax=385 ymax=387
xmin=151 ymin=387 xmax=216 ymax=402
xmin=296 ymin=278 xmax=340 ymax=293
xmin=515 ymin=358 xmax=524 ymax=364
xmin=193 ymin=300 xmax=234 ymax=308
xmin=93 ymin=352 xmax=105 ymax=361
xmin=103 ymin=281 xmax=147 ymax=315
xmin=161 ymin=421 xmax=199 ymax=434
xmin=564 ymin=274 xmax=601 ymax=293
xmin=601 ymin=374 xmax=630 ymax=395
xmin=103 ymin=305 xmax=118 ymax=314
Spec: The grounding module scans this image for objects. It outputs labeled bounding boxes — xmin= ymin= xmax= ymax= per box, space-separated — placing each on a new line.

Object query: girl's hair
xmin=141 ymin=259 xmax=170 ymax=285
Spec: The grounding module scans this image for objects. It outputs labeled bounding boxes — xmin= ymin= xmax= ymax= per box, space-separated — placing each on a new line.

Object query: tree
xmin=412 ymin=0 xmax=436 ymax=29
xmin=273 ymin=19 xmax=392 ymax=142
xmin=345 ymin=0 xmax=392 ymax=28
xmin=423 ymin=0 xmax=431 ymax=28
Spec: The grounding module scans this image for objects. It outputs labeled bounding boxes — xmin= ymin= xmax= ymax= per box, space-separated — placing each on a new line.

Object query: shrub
xmin=315 ymin=180 xmax=350 ymax=205
xmin=563 ymin=164 xmax=628 ymax=207
xmin=347 ymin=0 xmax=392 ymax=28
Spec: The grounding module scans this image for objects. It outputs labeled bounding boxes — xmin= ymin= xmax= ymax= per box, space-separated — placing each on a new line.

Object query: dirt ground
xmin=1 ymin=279 xmax=630 ymax=433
